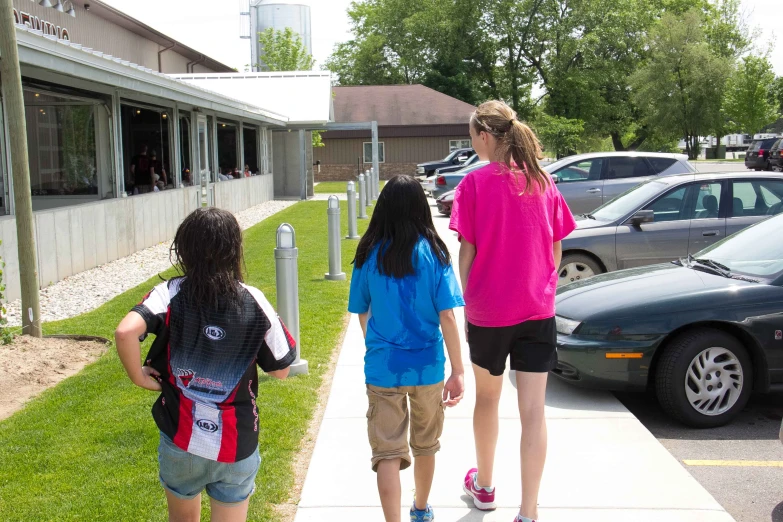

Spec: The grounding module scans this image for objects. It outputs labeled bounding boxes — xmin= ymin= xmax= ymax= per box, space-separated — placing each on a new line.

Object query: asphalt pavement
xmin=617 ymin=392 xmax=783 ymax=522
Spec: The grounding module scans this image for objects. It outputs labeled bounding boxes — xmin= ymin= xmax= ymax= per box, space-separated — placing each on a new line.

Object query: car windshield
xmin=590 ymin=180 xmax=670 ymax=221
xmin=542 ymin=157 xmax=579 ymax=174
xmin=444 ymin=149 xmax=465 ymax=162
xmin=695 ymin=215 xmax=783 ymax=280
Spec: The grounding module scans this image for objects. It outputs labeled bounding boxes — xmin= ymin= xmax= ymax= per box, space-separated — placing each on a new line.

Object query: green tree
xmin=631 ymin=9 xmax=729 ymax=159
xmin=257 ymin=27 xmax=314 ymax=71
xmin=534 ymin=114 xmax=584 ymax=159
xmin=769 ymin=76 xmax=783 ymax=115
xmin=724 ymin=56 xmax=780 ymax=135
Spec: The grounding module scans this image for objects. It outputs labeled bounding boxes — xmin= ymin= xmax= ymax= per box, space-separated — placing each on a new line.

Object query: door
xmin=727 ymin=178 xmax=783 ymax=236
xmin=615 ymin=184 xmax=692 ymax=269
xmin=550 ymin=157 xmax=605 ymax=215
xmin=602 ymin=156 xmax=656 ymax=203
xmin=688 ymin=181 xmax=727 ymax=254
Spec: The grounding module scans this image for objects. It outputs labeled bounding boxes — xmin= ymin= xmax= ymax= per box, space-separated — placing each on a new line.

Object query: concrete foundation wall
xmin=0 ymin=187 xmax=201 ymax=302
xmin=213 ymin=174 xmax=274 ymax=214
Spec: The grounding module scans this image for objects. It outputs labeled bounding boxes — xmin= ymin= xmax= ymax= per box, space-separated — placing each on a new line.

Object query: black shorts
xmin=467 ymin=317 xmax=557 ymax=376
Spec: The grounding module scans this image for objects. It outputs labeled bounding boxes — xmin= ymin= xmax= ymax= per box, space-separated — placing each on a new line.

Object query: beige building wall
xmin=315 ymin=136 xmax=470 ymax=166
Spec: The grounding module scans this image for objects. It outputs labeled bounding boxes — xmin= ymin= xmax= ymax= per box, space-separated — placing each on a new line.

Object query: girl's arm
xmin=440 ymin=309 xmax=465 ymax=407
xmin=458 ymin=240 xmax=477 ymax=293
xmin=554 ymin=240 xmax=563 ymax=269
xmin=115 ymin=312 xmax=162 ymax=392
xmin=358 ymin=313 xmax=369 ymax=338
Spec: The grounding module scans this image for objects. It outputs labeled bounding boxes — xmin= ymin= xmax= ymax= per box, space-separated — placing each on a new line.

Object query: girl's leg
xmin=377 ymin=458 xmax=402 ymax=522
xmin=515 ymin=371 xmax=548 ymax=520
xmin=165 ymin=490 xmax=201 ymax=522
xmin=472 ymin=363 xmax=504 ymax=487
xmin=413 ymin=455 xmax=435 ymax=510
xmin=210 ymin=498 xmax=250 ymax=522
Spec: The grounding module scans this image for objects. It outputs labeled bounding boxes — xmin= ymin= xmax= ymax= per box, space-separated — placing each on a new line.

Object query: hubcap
xmin=684 ymin=347 xmax=743 ymax=416
xmin=558 ymin=262 xmax=595 ymax=286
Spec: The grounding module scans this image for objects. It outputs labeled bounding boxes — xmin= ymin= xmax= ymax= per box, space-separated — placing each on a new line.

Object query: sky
xmin=104 ymin=0 xmax=782 ymax=76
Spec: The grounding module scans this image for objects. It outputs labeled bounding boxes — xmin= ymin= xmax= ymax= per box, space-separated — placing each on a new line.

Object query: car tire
xmin=558 ymin=253 xmax=602 ymax=286
xmin=655 ymin=328 xmax=753 ymax=428
xmin=765 ymin=161 xmax=773 ymax=171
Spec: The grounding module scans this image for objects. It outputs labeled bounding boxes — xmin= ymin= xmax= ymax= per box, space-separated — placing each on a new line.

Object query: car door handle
xmin=587 ymin=188 xmax=602 ymax=194
xmin=702 ymin=230 xmax=720 ymax=237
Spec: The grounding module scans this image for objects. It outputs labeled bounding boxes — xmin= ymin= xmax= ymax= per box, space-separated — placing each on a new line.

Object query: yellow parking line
xmin=684 ymin=460 xmax=783 ymax=467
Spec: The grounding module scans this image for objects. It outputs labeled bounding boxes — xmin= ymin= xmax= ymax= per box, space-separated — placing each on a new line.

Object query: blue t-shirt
xmin=348 ymin=238 xmax=465 ymax=388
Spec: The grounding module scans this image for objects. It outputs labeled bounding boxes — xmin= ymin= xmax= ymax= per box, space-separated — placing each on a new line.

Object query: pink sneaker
xmin=462 ymin=468 xmax=496 ymax=510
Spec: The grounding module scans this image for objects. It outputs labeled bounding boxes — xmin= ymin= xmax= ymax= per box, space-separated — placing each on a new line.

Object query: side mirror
xmin=630 ymin=210 xmax=654 ymax=225
xmin=551 ymin=174 xmax=561 ymax=184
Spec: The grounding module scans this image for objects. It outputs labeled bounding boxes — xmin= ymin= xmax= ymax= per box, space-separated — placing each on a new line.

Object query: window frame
xmin=363 ymin=141 xmax=385 ymax=164
xmin=449 ymin=139 xmax=472 ymax=152
xmin=552 ymin=158 xmax=604 ymax=183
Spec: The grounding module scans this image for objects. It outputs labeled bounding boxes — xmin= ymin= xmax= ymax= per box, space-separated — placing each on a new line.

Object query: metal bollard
xmin=275 ymin=224 xmax=308 ymax=376
xmin=325 ymin=196 xmax=347 ymax=281
xmin=346 ymin=181 xmax=360 ymax=239
xmin=358 ymin=174 xmax=368 ymax=219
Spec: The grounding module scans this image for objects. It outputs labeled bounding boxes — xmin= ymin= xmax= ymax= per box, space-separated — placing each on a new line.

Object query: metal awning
xmin=8 ymin=27 xmax=288 ymax=127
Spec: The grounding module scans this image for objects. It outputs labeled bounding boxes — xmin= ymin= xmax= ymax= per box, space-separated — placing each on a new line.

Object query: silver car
xmin=430 ymin=161 xmax=490 ymax=198
xmin=546 ymin=152 xmax=696 ymax=215
xmin=559 ymin=172 xmax=783 ymax=286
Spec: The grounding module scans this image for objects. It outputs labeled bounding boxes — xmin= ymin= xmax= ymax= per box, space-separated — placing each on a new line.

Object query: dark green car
xmin=554 ymin=214 xmax=783 ymax=428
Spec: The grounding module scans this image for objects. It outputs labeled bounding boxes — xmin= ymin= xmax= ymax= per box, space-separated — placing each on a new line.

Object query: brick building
xmin=314 ymin=85 xmax=476 ymax=181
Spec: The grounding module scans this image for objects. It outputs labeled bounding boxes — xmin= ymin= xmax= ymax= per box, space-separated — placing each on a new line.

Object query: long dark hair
xmin=470 ymin=100 xmax=550 ymax=194
xmin=353 ymin=175 xmax=450 ymax=278
xmin=171 ymin=208 xmax=244 ymax=308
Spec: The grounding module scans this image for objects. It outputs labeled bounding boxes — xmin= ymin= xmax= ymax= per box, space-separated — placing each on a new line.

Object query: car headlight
xmin=417 ymin=166 xmax=424 ymax=174
xmin=555 ymin=316 xmax=581 ymax=335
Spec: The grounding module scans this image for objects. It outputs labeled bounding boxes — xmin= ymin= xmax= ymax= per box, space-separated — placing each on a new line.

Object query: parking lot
xmin=618 ymin=392 xmax=783 ymax=522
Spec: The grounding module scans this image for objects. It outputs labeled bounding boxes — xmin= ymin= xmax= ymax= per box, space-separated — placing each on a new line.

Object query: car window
xmin=692 ymin=182 xmax=723 ymax=219
xmin=732 ymin=181 xmax=760 ymax=216
xmin=749 ymin=141 xmax=761 ymax=152
xmin=731 ymin=180 xmax=783 ymax=216
xmin=591 ymin=180 xmax=670 ymax=221
xmin=643 ymin=186 xmax=688 ymax=222
xmin=605 ymin=157 xmax=653 ymax=179
xmin=647 ymin=157 xmax=677 ymax=174
xmin=553 ymin=159 xmax=603 ymax=182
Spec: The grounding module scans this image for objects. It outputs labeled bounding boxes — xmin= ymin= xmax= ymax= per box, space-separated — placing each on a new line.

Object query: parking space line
xmin=684 ymin=460 xmax=783 ymax=467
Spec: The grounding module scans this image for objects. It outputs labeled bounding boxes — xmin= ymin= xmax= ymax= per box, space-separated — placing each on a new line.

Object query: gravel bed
xmin=4 ymin=200 xmax=297 ymax=328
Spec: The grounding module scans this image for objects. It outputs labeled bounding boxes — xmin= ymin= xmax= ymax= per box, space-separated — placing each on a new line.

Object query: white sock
xmin=473 ymin=472 xmax=495 ymax=493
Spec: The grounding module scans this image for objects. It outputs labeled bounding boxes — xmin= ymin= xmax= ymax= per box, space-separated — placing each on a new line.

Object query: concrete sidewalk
xmin=293 ymin=209 xmax=734 ymax=522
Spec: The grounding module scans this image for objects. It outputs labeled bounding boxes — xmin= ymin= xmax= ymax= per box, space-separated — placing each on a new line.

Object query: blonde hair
xmin=470 ymin=100 xmax=549 ymax=194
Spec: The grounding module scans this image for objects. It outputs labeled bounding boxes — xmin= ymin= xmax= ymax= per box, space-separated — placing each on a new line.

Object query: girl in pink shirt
xmin=450 ymin=101 xmax=576 ymax=522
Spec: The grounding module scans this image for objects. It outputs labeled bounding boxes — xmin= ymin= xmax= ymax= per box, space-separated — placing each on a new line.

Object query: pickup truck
xmin=416 ymin=148 xmax=475 ymax=178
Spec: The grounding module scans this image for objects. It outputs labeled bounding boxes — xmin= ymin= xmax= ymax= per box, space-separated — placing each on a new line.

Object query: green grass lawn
xmin=314 ymin=180 xmax=387 ymax=194
xmin=0 ymin=201 xmax=370 ymax=522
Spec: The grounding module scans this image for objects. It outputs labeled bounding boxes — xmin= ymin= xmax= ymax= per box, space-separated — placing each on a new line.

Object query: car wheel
xmin=655 ymin=328 xmax=752 ymax=428
xmin=558 ymin=254 xmax=602 ymax=286
xmin=765 ymin=161 xmax=773 ymax=171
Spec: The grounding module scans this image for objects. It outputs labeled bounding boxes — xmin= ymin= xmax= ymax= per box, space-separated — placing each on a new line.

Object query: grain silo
xmin=247 ymin=0 xmax=312 ymax=71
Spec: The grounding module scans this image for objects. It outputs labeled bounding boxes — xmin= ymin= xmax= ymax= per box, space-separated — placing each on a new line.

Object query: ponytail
xmin=470 ymin=101 xmax=550 ymax=194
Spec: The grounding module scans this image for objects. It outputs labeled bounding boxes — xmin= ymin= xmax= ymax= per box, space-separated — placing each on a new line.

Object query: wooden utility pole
xmin=0 ymin=0 xmax=42 ymax=337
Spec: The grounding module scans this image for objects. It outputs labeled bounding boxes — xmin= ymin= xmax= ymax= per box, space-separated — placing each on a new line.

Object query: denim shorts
xmin=158 ymin=433 xmax=260 ymax=505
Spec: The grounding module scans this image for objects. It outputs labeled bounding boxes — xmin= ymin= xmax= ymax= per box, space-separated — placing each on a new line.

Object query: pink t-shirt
xmin=449 ymin=162 xmax=577 ymax=328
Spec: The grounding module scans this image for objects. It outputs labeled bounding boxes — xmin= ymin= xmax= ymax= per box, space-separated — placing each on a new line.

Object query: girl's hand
xmin=135 ymin=366 xmax=163 ymax=392
xmin=443 ymin=372 xmax=465 ymax=407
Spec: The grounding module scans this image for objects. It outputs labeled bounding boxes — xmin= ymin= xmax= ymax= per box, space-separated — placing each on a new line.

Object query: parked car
xmin=553 ymin=213 xmax=783 ymax=428
xmin=544 ymin=152 xmax=696 ymax=215
xmin=744 ymin=137 xmax=779 ymax=171
xmin=558 ymin=172 xmax=783 ymax=287
xmin=421 ymin=159 xmax=486 ymax=196
xmin=431 ymin=161 xmax=489 ymax=198
xmin=416 ymin=148 xmax=475 ymax=178
xmin=435 ymin=189 xmax=455 ymax=216
xmin=769 ymin=138 xmax=783 ymax=171
xmin=434 ymin=154 xmax=481 ymax=176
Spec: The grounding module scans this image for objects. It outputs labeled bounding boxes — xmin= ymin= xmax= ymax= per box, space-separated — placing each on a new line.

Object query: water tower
xmin=241 ymin=0 xmax=312 ymax=72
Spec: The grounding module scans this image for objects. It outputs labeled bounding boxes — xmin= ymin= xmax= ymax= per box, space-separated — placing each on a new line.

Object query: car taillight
xmin=436 ymin=176 xmax=446 ymax=186
xmin=759 ymin=149 xmax=765 ymax=156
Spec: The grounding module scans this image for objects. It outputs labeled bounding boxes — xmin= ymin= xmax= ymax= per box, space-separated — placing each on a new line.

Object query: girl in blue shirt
xmin=348 ymin=175 xmax=465 ymax=522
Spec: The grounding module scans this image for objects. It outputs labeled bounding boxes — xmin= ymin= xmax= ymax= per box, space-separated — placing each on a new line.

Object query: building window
xmin=450 ymin=139 xmax=471 ymax=151
xmin=25 ymin=87 xmax=114 ymax=210
xmin=363 ymin=142 xmax=385 ymax=163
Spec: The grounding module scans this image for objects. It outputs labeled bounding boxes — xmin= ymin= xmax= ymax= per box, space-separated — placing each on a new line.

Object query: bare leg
xmin=516 ymin=371 xmax=548 ymax=520
xmin=210 ymin=498 xmax=250 ymax=522
xmin=165 ymin=490 xmax=201 ymax=522
xmin=413 ymin=455 xmax=435 ymax=510
xmin=377 ymin=458 xmax=402 ymax=522
xmin=472 ymin=363 xmax=503 ymax=487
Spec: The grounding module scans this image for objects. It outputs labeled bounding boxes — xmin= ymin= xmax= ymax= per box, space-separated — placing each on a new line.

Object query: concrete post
xmin=358 ymin=174 xmax=368 ymax=219
xmin=346 ymin=182 xmax=360 ymax=239
xmin=325 ymin=196 xmax=346 ymax=281
xmin=365 ymin=169 xmax=372 ymax=205
xmin=275 ymin=224 xmax=308 ymax=376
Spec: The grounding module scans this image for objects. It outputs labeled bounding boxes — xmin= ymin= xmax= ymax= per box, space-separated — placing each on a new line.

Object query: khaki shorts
xmin=366 ymin=382 xmax=445 ymax=472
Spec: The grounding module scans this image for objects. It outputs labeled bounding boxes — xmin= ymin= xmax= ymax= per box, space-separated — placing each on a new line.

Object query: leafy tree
xmin=257 ymin=27 xmax=314 ymax=71
xmin=534 ymin=114 xmax=584 ymax=159
xmin=723 ymin=55 xmax=780 ymax=135
xmin=769 ymin=76 xmax=783 ymax=115
xmin=631 ymin=9 xmax=729 ymax=160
